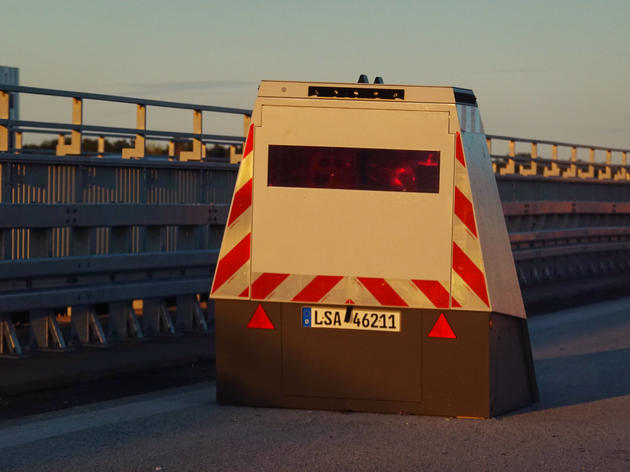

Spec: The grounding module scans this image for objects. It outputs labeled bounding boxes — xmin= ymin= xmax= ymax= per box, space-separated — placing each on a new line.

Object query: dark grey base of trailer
xmin=215 ymin=300 xmax=538 ymax=418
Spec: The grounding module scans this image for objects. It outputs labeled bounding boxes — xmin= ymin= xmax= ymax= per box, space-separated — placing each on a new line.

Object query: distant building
xmin=0 ymin=66 xmax=19 ymax=149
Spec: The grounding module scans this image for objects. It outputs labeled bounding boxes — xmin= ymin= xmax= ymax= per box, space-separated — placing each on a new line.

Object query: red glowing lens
xmin=268 ymin=145 xmax=439 ymax=193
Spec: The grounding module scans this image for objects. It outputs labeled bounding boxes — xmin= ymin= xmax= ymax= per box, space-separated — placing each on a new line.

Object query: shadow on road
xmin=508 ymin=347 xmax=630 ymax=415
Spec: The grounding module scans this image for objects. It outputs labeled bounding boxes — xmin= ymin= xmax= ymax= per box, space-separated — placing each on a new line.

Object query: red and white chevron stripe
xmin=248 ymin=272 xmax=451 ymax=309
xmin=210 ymin=124 xmax=254 ymax=298
xmin=450 ymin=132 xmax=490 ymax=310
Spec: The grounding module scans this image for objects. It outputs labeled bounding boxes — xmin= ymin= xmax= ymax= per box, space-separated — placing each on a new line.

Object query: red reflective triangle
xmin=247 ymin=304 xmax=274 ymax=329
xmin=428 ymin=313 xmax=456 ymax=339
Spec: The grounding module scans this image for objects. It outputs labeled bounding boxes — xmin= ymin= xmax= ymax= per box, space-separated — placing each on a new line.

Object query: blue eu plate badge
xmin=301 ymin=307 xmax=311 ymax=327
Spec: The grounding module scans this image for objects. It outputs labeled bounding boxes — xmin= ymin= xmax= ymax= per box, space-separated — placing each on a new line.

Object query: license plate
xmin=301 ymin=306 xmax=400 ymax=332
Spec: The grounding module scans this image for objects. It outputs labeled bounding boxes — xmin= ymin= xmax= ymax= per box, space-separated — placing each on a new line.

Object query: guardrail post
xmin=179 ymin=109 xmax=205 ymax=161
xmin=563 ymin=146 xmax=578 ymax=178
xmin=70 ymin=305 xmax=107 ymax=346
xmin=108 ymin=301 xmax=143 ymax=341
xmin=598 ymin=150 xmax=612 ymax=180
xmin=499 ymin=139 xmax=516 ymax=175
xmin=168 ymin=140 xmax=175 ymax=158
xmin=614 ymin=151 xmax=628 ymax=180
xmin=97 ymin=136 xmax=105 ymax=157
xmin=142 ymin=298 xmax=175 ymax=335
xmin=229 ymin=114 xmax=251 ymax=164
xmin=29 ymin=309 xmax=67 ymax=350
xmin=487 ymin=138 xmax=497 ymax=172
xmin=520 ymin=142 xmax=538 ymax=176
xmin=14 ymin=131 xmax=22 ymax=153
xmin=176 ymin=295 xmax=208 ymax=332
xmin=0 ymin=314 xmax=23 ymax=356
xmin=578 ymin=148 xmax=595 ymax=178
xmin=543 ymin=144 xmax=561 ymax=177
xmin=0 ymin=90 xmax=8 ymax=152
xmin=122 ymin=104 xmax=146 ymax=159
xmin=56 ymin=97 xmax=83 ymax=156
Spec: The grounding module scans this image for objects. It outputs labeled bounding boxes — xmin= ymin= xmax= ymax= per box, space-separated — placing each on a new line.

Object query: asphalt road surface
xmin=1 ymin=298 xmax=629 ymax=471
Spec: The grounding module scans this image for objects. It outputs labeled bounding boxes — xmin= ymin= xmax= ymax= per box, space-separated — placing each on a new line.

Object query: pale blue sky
xmin=2 ymin=0 xmax=629 ymax=148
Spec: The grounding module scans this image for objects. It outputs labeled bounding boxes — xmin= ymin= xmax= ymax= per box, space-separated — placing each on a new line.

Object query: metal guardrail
xmin=487 ymin=135 xmax=630 ymax=181
xmin=0 ymin=85 xmax=250 ymax=161
xmin=488 ymin=139 xmax=630 ymax=305
xmin=2 ymin=158 xmax=627 ymax=355
xmin=0 ymin=150 xmax=236 ymax=356
xmin=3 ymin=85 xmax=627 ymax=175
xmin=504 ymin=200 xmax=630 ymax=305
xmin=0 ymin=85 xmax=251 ymax=356
xmin=0 ymin=84 xmax=629 ymax=356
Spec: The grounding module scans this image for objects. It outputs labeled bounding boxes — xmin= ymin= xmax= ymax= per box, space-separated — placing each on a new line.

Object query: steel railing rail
xmin=486 ymin=134 xmax=630 ymax=181
xmin=1 ymin=118 xmax=245 ymax=144
xmin=0 ymin=250 xmax=219 ymax=313
xmin=0 ymin=84 xmax=252 ymax=114
xmin=0 ymin=152 xmax=237 ymax=169
xmin=503 ymin=198 xmax=630 ymax=305
xmin=487 ymin=134 xmax=630 ymax=154
xmin=0 ymin=84 xmax=251 ymax=161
